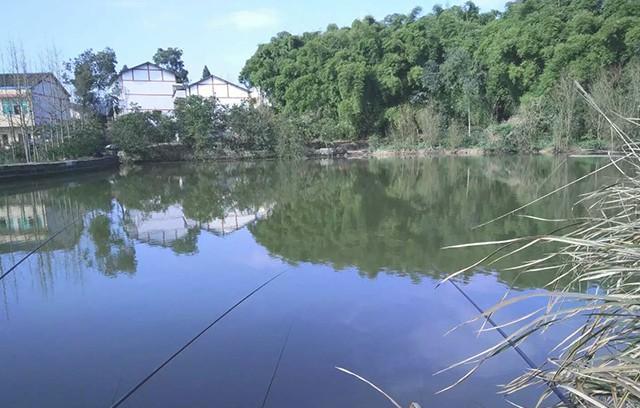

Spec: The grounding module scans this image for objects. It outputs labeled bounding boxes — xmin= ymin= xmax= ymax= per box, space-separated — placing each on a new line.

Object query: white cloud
xmin=209 ymin=9 xmax=279 ymax=31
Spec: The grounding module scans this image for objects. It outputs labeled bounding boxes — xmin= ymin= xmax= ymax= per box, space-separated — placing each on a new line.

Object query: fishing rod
xmin=260 ymin=320 xmax=294 ymax=408
xmin=110 ymin=271 xmax=286 ymax=408
xmin=445 ymin=277 xmax=575 ymax=408
xmin=0 ymin=217 xmax=80 ymax=281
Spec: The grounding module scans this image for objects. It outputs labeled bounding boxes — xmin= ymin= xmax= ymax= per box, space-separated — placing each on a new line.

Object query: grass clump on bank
xmin=444 ymin=84 xmax=640 ymax=407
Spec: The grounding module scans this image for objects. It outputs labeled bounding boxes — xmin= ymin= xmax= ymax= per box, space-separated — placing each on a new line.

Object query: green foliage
xmin=446 ymin=120 xmax=466 ymax=149
xmin=153 ymin=47 xmax=189 ymax=83
xmin=241 ymin=0 xmax=640 ymax=148
xmin=202 ymin=65 xmax=211 ymax=80
xmin=48 ymin=119 xmax=106 ymax=159
xmin=64 ymin=48 xmax=118 ymax=117
xmin=275 ymin=118 xmax=306 ymax=159
xmin=174 ymin=96 xmax=225 ymax=152
xmin=387 ymin=103 xmax=444 ymax=148
xmin=225 ymin=103 xmax=278 ymax=151
xmin=110 ymin=110 xmax=176 ymax=155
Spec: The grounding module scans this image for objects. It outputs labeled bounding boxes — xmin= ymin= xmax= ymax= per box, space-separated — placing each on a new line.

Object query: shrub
xmin=174 ymin=96 xmax=225 ymax=152
xmin=275 ymin=117 xmax=306 ymax=159
xmin=386 ymin=103 xmax=445 ymax=148
xmin=225 ymin=103 xmax=278 ymax=151
xmin=110 ymin=111 xmax=175 ymax=155
xmin=289 ymin=111 xmax=350 ymax=142
xmin=504 ymin=96 xmax=551 ymax=152
xmin=315 ymin=115 xmax=351 ymax=142
xmin=446 ymin=120 xmax=465 ymax=149
xmin=549 ymin=75 xmax=583 ymax=152
xmin=584 ymin=60 xmax=640 ymax=149
xmin=387 ymin=104 xmax=419 ymax=147
xmin=415 ymin=104 xmax=444 ymax=147
xmin=47 ymin=119 xmax=106 ymax=159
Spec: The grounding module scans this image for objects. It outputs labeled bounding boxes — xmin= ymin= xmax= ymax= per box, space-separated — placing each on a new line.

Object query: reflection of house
xmin=186 ymin=207 xmax=271 ymax=235
xmin=0 ymin=194 xmax=83 ymax=252
xmin=0 ymin=203 xmax=47 ymax=245
xmin=0 ymin=73 xmax=71 ymax=148
xmin=124 ymin=205 xmax=190 ymax=245
xmin=123 ymin=204 xmax=271 ymax=246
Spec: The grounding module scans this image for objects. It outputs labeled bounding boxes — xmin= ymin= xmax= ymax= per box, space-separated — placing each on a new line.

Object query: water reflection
xmin=0 ymin=157 xmax=610 ymax=408
xmin=0 ymin=157 xmax=605 ymax=289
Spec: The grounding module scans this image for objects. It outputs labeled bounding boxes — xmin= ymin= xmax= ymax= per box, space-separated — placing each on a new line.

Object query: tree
xmin=202 ymin=65 xmax=211 ymax=80
xmin=153 ymin=48 xmax=188 ymax=83
xmin=64 ymin=48 xmax=118 ymax=118
xmin=174 ymin=95 xmax=225 ymax=151
xmin=439 ymin=47 xmax=481 ymax=139
xmin=239 ymin=0 xmax=640 ymax=144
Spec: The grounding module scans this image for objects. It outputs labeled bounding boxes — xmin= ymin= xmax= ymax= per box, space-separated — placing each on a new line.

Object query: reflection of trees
xmin=250 ymin=157 xmax=606 ymax=288
xmin=88 ymin=214 xmax=136 ymax=276
xmin=170 ymin=228 xmax=200 ymax=255
xmin=0 ymin=176 xmax=135 ymax=293
xmin=0 ymin=157 xmax=609 ymax=293
xmin=113 ymin=162 xmax=277 ymax=254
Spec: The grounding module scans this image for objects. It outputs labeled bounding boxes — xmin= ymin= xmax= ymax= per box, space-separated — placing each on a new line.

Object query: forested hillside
xmin=241 ymin=0 xmax=640 ymax=150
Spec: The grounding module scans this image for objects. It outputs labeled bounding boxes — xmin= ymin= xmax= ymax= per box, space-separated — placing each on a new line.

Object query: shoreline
xmin=0 ymin=156 xmax=119 ymax=182
xmin=0 ymin=145 xmax=614 ymax=181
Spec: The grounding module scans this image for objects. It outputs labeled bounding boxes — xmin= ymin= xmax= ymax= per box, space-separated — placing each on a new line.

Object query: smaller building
xmin=0 ymin=73 xmax=71 ymax=149
xmin=179 ymin=74 xmax=257 ymax=108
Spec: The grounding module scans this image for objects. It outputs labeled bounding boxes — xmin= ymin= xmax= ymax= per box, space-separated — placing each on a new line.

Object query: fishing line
xmin=447 ymin=278 xmax=575 ymax=408
xmin=260 ymin=320 xmax=294 ymax=408
xmin=0 ymin=217 xmax=80 ymax=281
xmin=110 ymin=271 xmax=286 ymax=408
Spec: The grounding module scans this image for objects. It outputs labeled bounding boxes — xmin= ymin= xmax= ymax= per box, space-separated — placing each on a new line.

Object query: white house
xmin=117 ymin=62 xmax=178 ymax=114
xmin=179 ymin=74 xmax=256 ymax=108
xmin=0 ymin=73 xmax=71 ymax=148
xmin=118 ymin=62 xmax=259 ymax=113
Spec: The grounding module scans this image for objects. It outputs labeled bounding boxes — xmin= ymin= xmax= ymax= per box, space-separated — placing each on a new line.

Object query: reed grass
xmin=443 ymin=82 xmax=640 ymax=407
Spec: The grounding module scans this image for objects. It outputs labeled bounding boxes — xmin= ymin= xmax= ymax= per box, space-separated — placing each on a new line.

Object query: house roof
xmin=119 ymin=61 xmax=173 ymax=74
xmin=189 ymin=74 xmax=250 ymax=92
xmin=0 ymin=73 xmax=70 ymax=96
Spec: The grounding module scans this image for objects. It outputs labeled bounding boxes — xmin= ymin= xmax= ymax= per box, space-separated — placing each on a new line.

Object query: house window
xmin=1 ymin=100 xmax=12 ymax=115
xmin=1 ymin=134 xmax=8 ymax=145
xmin=1 ymin=100 xmax=29 ymax=115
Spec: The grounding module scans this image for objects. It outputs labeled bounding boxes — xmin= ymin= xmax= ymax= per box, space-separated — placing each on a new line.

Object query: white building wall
xmin=118 ymin=63 xmax=178 ymax=113
xmin=186 ymin=76 xmax=252 ymax=107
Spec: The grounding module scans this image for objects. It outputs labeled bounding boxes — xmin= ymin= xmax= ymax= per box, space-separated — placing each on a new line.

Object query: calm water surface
xmin=0 ymin=157 xmax=607 ymax=407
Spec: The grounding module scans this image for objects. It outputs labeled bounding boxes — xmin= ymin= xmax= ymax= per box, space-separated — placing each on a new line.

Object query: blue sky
xmin=2 ymin=0 xmax=505 ymax=83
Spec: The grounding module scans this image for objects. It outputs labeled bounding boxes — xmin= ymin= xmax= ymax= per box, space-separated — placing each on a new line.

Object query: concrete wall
xmin=0 ymin=157 xmax=118 ymax=181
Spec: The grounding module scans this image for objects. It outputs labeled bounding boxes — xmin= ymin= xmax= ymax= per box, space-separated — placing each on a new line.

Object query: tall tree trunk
xmin=467 ymin=102 xmax=471 ymax=140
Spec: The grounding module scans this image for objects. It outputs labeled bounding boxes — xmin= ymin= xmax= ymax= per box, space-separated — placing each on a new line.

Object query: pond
xmin=0 ymin=156 xmax=607 ymax=407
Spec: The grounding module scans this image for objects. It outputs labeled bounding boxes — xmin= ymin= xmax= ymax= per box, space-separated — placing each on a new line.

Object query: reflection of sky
xmin=1 ymin=223 xmax=574 ymax=407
